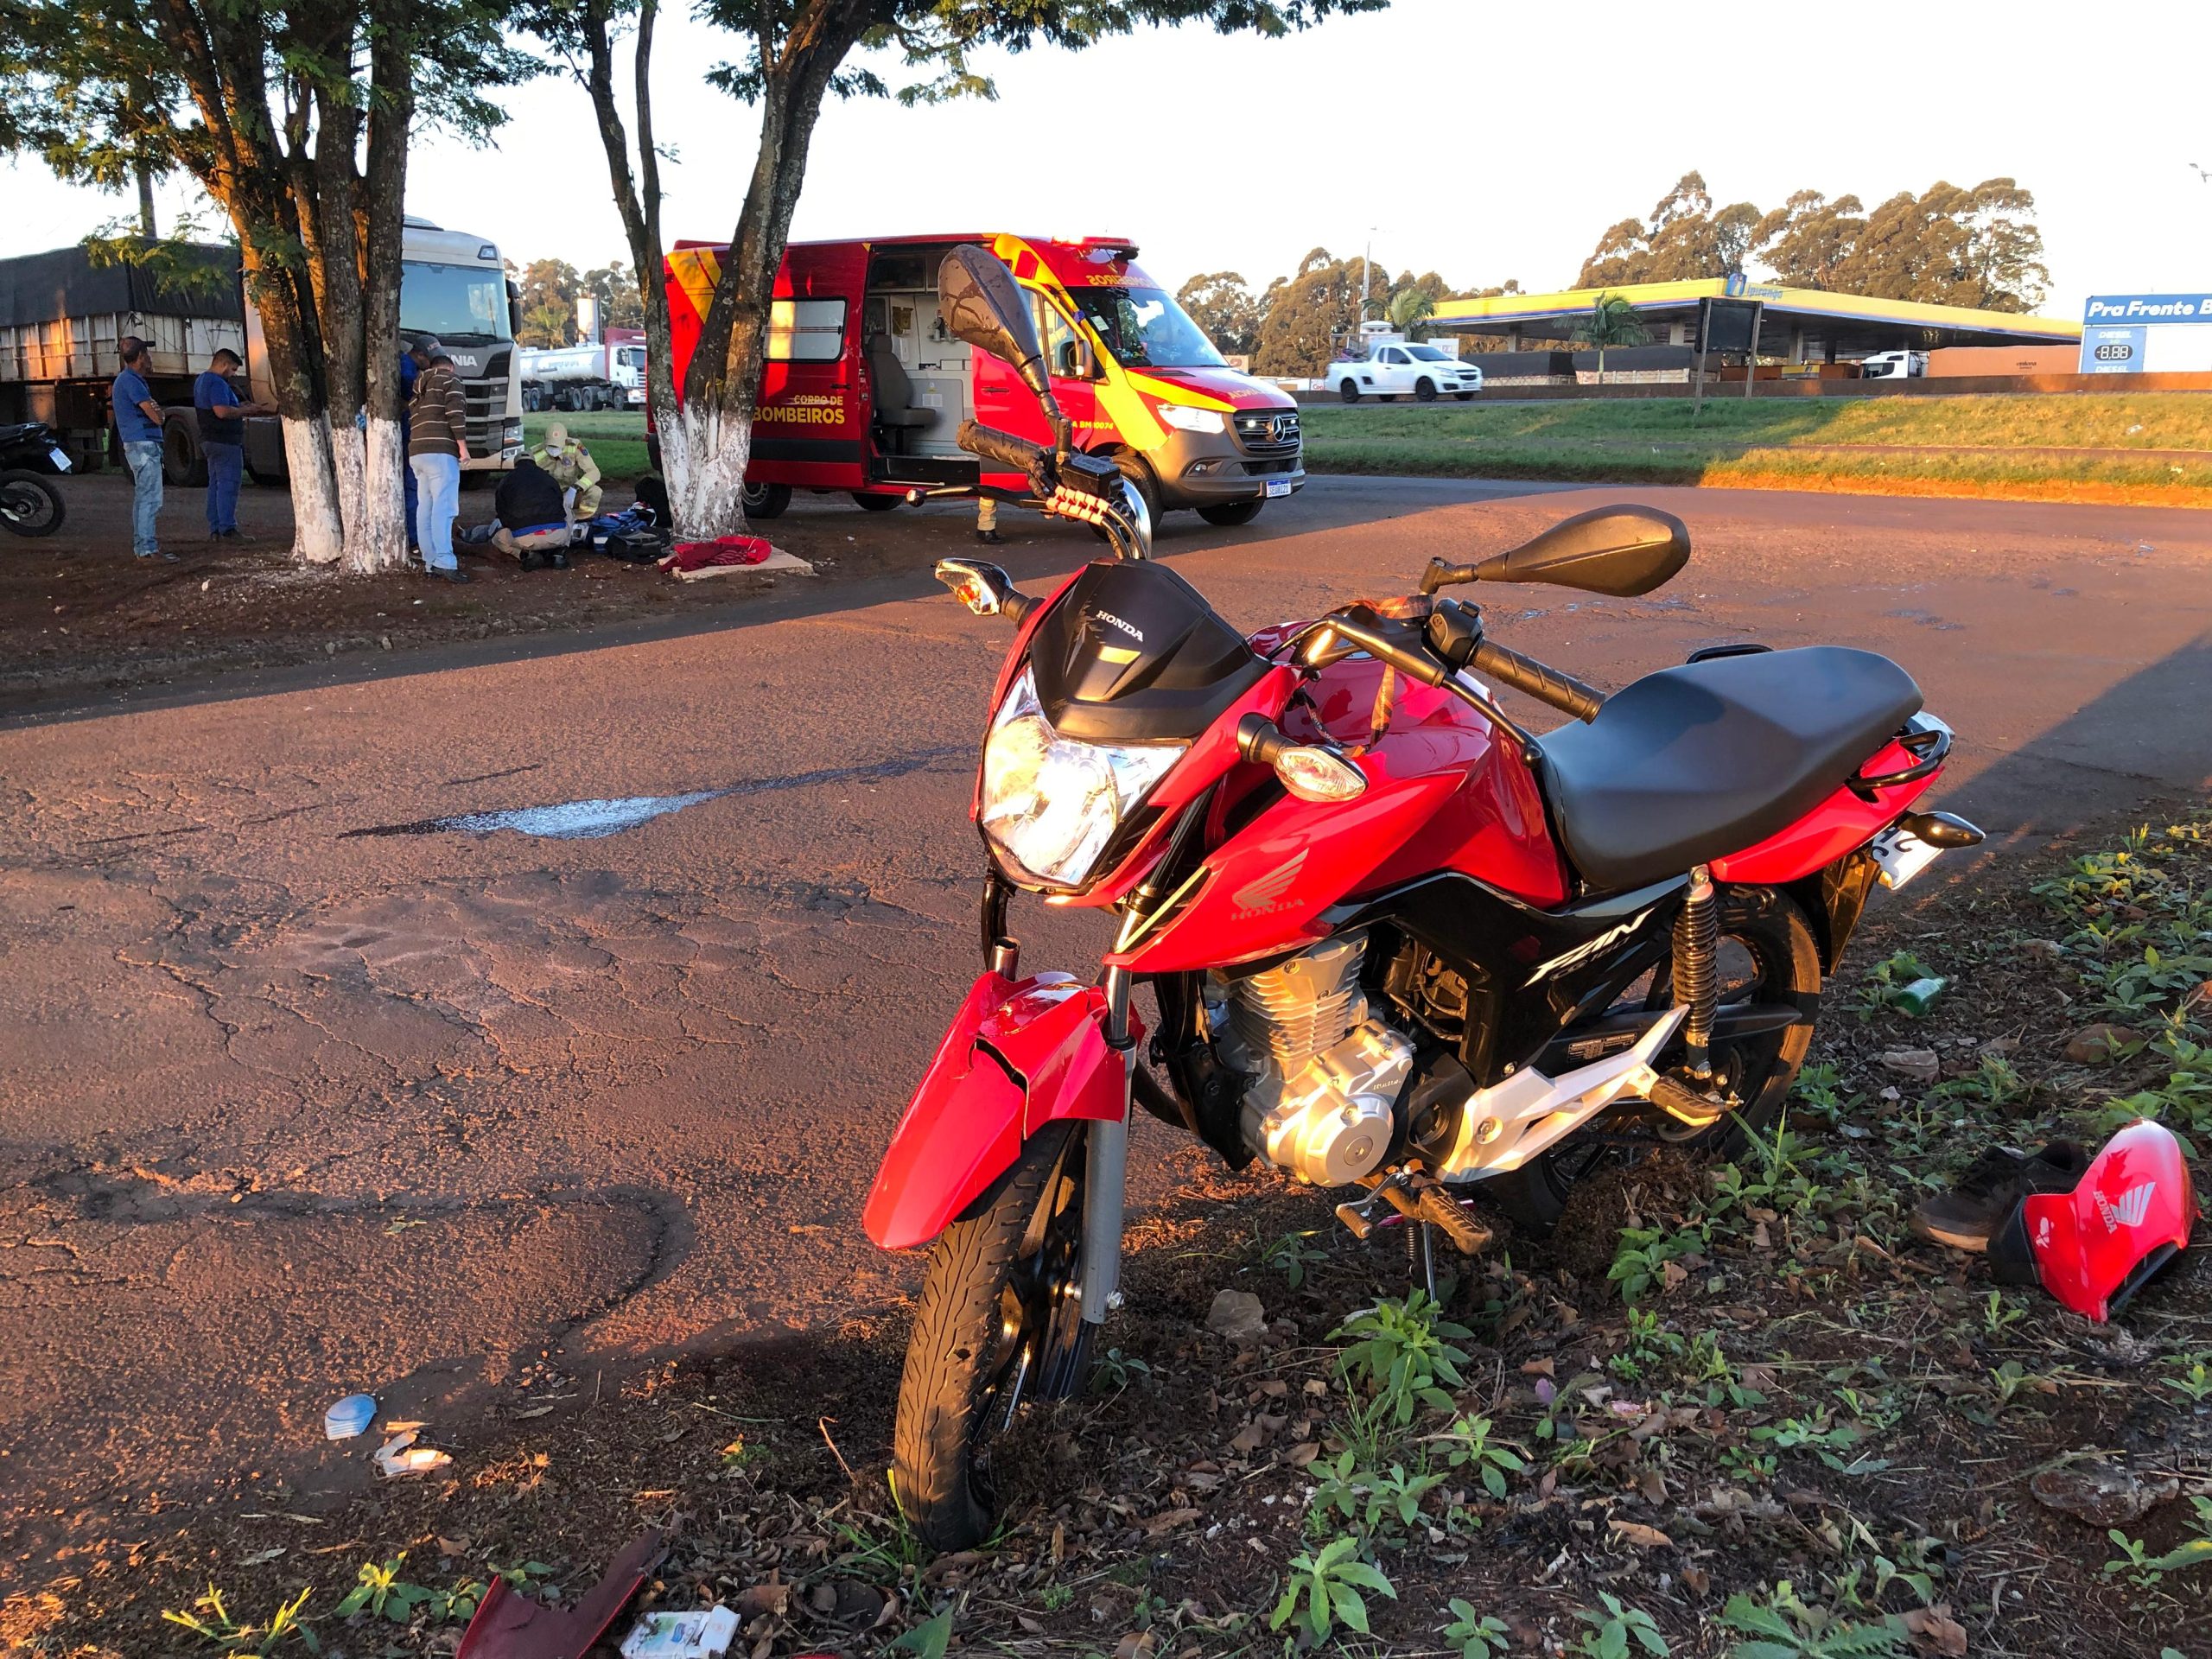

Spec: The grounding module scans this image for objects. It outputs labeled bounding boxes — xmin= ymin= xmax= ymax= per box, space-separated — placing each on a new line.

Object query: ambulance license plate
xmin=1264 ymin=479 xmax=1293 ymax=499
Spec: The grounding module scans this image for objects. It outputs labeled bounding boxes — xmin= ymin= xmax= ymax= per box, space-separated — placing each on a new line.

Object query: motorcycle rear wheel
xmin=0 ymin=470 xmax=64 ymax=537
xmin=893 ymin=1121 xmax=1089 ymax=1551
xmin=1488 ymin=883 xmax=1821 ymax=1230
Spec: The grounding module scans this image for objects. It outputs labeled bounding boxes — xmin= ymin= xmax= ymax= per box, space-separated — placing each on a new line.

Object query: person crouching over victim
xmin=489 ymin=456 xmax=571 ymax=569
xmin=532 ymin=423 xmax=601 ymax=523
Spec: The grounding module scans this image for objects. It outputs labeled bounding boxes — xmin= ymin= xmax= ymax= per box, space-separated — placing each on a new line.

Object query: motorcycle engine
xmin=1211 ymin=932 xmax=1413 ymax=1187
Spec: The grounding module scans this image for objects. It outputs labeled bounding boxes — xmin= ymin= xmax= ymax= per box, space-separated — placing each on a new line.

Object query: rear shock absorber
xmin=1674 ymin=864 xmax=1719 ymax=1082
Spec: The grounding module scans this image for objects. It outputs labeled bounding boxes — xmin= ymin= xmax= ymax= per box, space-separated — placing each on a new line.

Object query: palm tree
xmin=1571 ymin=291 xmax=1649 ymax=379
xmin=1388 ymin=286 xmax=1435 ymax=338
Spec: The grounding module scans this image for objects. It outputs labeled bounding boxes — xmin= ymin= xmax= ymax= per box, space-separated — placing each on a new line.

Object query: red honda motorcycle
xmin=863 ymin=247 xmax=1983 ymax=1548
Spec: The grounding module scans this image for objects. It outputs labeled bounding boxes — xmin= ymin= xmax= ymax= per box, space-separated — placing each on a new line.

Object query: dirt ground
xmin=7 ymin=805 xmax=2210 ymax=1658
xmin=0 ymin=471 xmax=989 ymax=713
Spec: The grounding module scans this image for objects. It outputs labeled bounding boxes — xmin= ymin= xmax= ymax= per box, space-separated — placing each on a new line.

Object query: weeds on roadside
xmin=1331 ymin=1292 xmax=1470 ymax=1425
xmin=1852 ymin=950 xmax=1937 ymax=1019
xmin=1429 ymin=1413 xmax=1529 ymax=1497
xmin=161 ymin=1586 xmax=316 ymax=1654
xmin=1270 ymin=1535 xmax=1397 ymax=1643
xmin=1573 ymin=1591 xmax=1669 ymax=1657
xmin=1257 ymin=1226 xmax=1331 ymax=1289
xmin=1442 ymin=1599 xmax=1511 ymax=1657
xmin=1719 ymin=1586 xmax=1903 ymax=1657
xmin=2107 ymin=1496 xmax=2212 ymax=1586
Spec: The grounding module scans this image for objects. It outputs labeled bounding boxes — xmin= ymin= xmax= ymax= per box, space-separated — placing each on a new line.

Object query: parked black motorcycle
xmin=0 ymin=421 xmax=71 ymax=537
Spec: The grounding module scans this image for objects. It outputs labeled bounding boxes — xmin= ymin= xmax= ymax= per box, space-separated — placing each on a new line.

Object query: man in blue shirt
xmin=193 ymin=347 xmax=268 ymax=541
xmin=112 ymin=336 xmax=173 ymax=562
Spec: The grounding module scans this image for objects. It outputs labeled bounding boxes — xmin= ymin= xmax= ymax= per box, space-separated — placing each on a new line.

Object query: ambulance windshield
xmin=1070 ymin=286 xmax=1227 ymax=370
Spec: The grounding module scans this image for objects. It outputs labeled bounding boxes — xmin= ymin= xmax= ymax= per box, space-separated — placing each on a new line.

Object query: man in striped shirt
xmin=407 ymin=340 xmax=473 ymax=582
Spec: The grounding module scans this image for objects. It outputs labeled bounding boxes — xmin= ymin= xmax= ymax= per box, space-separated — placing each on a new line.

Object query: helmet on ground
xmin=1992 ymin=1119 xmax=2196 ymax=1321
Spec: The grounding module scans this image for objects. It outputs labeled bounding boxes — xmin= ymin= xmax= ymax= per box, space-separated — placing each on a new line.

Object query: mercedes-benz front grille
xmin=1234 ymin=408 xmax=1301 ymax=458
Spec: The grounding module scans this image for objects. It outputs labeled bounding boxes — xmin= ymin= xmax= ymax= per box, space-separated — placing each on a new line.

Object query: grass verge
xmin=1300 ymin=393 xmax=2212 ymax=507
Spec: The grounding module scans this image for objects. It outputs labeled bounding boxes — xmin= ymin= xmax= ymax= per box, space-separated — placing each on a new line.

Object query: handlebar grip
xmin=1471 ymin=640 xmax=1605 ymax=722
xmin=957 ymin=419 xmax=1050 ymax=480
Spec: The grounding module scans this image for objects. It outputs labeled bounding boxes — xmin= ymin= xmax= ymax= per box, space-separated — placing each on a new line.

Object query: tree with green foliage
xmin=526 ymin=0 xmax=1385 ymax=537
xmin=1829 ymin=178 xmax=2048 ymax=311
xmin=582 ymin=260 xmax=647 ymax=332
xmin=0 ymin=0 xmax=527 ymax=571
xmin=1579 ymin=171 xmax=1761 ymax=288
xmin=523 ymin=269 xmax=572 ymax=347
xmin=1571 ymin=291 xmax=1649 ymax=378
xmin=1175 ymin=270 xmax=1262 ymax=357
xmin=1387 ymin=285 xmax=1435 ymax=336
xmin=1251 ymin=247 xmax=1391 ymax=377
xmin=516 ymin=257 xmax=583 ymax=346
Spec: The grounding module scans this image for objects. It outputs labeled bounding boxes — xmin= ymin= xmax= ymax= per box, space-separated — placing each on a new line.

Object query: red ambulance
xmin=658 ymin=232 xmax=1303 ymax=525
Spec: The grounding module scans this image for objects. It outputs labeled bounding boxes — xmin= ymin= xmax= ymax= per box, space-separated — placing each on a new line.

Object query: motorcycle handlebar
xmin=1471 ymin=640 xmax=1605 ymax=723
xmin=957 ymin=419 xmax=1050 ymax=482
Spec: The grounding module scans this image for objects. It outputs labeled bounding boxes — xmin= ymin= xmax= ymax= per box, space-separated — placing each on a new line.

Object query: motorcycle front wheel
xmin=0 ymin=470 xmax=65 ymax=537
xmin=893 ymin=1121 xmax=1090 ymax=1551
xmin=1490 ymin=883 xmax=1821 ymax=1230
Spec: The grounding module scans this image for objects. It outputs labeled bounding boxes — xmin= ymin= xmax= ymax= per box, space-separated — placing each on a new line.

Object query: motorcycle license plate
xmin=1870 ymin=823 xmax=1943 ymax=890
xmin=48 ymin=451 xmax=71 ymax=474
xmin=1264 ymin=479 xmax=1293 ymax=499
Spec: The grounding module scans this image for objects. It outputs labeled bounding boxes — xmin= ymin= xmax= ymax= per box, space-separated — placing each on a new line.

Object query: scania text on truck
xmin=0 ymin=218 xmax=525 ymax=486
xmin=654 ymin=232 xmax=1304 ymax=525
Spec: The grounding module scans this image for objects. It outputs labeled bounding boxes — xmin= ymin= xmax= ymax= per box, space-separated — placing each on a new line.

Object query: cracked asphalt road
xmin=3 ymin=475 xmax=2209 ymax=1576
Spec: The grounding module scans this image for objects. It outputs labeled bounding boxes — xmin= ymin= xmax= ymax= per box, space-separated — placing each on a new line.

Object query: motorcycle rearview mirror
xmin=933 ymin=557 xmax=1033 ymax=621
xmin=1452 ymin=505 xmax=1690 ymax=597
xmin=938 ymin=245 xmax=1068 ymax=453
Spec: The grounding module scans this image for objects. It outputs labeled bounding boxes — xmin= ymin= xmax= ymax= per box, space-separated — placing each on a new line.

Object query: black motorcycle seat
xmin=0 ymin=422 xmax=43 ymax=445
xmin=1536 ymin=645 xmax=1923 ymax=891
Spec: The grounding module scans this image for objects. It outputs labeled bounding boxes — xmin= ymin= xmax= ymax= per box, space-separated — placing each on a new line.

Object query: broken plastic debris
xmin=373 ymin=1428 xmax=452 ymax=1478
xmin=324 ymin=1393 xmax=377 ymax=1440
xmin=621 ymin=1606 xmax=740 ymax=1658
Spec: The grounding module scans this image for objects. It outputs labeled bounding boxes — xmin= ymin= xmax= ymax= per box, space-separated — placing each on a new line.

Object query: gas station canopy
xmin=1427 ymin=277 xmax=2079 ymax=359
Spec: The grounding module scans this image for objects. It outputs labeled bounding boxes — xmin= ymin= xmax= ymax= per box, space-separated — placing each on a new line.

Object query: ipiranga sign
xmin=2080 ymin=293 xmax=2212 ymax=373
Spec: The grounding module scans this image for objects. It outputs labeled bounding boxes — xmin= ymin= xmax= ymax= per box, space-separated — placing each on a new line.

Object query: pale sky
xmin=4 ymin=0 xmax=2206 ymax=322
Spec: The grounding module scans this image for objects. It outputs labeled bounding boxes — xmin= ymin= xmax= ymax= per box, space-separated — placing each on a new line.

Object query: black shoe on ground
xmin=975 ymin=528 xmax=1004 ymax=545
xmin=430 ymin=565 xmax=470 ymax=584
xmin=1910 ymin=1141 xmax=2088 ymax=1252
xmin=136 ymin=549 xmax=179 ymax=563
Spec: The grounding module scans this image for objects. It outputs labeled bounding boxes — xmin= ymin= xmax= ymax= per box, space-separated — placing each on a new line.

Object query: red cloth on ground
xmin=659 ymin=535 xmax=772 ymax=572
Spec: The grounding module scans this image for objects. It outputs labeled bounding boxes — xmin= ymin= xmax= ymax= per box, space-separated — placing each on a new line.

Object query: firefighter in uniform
xmin=533 ymin=423 xmax=604 ymax=523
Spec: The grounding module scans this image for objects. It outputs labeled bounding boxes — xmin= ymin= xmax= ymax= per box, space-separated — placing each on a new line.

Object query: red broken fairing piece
xmin=456 ymin=1529 xmax=665 ymax=1659
xmin=1995 ymin=1119 xmax=2196 ymax=1322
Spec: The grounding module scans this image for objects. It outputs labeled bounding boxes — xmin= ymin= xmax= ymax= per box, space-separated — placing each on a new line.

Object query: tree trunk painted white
xmin=351 ymin=416 xmax=410 ymax=573
xmin=329 ymin=414 xmax=366 ymax=543
xmin=282 ymin=414 xmax=345 ymax=567
xmin=662 ymin=400 xmax=752 ymax=541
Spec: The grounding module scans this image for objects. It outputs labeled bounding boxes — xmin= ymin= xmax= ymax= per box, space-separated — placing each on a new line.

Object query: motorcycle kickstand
xmin=1407 ymin=1217 xmax=1439 ymax=1302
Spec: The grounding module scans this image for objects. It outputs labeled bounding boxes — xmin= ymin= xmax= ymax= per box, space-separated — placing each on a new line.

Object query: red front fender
xmin=862 ymin=970 xmax=1141 ymax=1251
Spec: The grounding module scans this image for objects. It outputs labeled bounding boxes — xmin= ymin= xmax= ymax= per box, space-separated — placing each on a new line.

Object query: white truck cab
xmin=1326 ymin=325 xmax=1483 ymax=403
xmin=1859 ymin=350 xmax=1928 ymax=380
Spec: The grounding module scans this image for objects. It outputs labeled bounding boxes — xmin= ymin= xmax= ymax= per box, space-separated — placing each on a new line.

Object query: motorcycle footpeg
xmin=1648 ymin=1073 xmax=1731 ymax=1129
xmin=1414 ymin=1187 xmax=1493 ymax=1256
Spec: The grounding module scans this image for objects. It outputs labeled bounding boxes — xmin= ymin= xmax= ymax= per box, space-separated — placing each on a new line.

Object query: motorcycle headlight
xmin=980 ymin=668 xmax=1182 ymax=888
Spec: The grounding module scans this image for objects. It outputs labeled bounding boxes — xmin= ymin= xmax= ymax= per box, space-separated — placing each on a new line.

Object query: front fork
xmin=982 ymin=866 xmax=1134 ymax=1328
xmin=1079 ymin=963 xmax=1135 ymax=1325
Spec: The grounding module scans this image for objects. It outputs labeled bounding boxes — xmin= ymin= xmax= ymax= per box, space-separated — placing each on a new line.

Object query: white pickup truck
xmin=1326 ymin=340 xmax=1483 ymax=403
